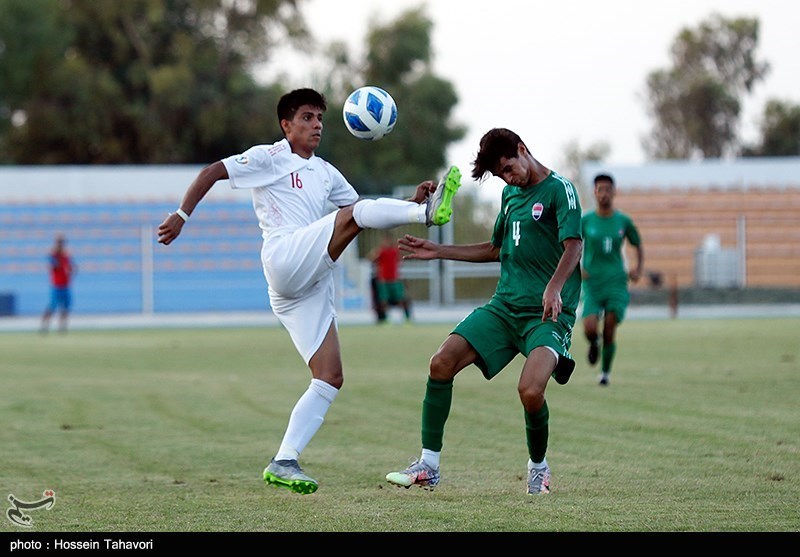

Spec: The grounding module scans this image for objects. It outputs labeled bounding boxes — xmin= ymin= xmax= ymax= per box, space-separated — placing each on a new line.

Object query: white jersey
xmin=221 ymin=138 xmax=359 ymax=243
xmin=220 ymin=138 xmax=359 ymax=364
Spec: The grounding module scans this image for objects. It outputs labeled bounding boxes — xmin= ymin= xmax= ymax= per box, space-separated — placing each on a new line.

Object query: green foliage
xmin=365 ymin=7 xmax=433 ymax=83
xmin=0 ymin=0 xmax=67 ymax=106
xmin=315 ymin=7 xmax=466 ymax=195
xmin=1 ymin=317 xmax=798 ymax=532
xmin=743 ymin=99 xmax=800 ymax=156
xmin=645 ymin=69 xmax=740 ymax=159
xmin=670 ymin=15 xmax=768 ymax=93
xmin=0 ymin=0 xmax=306 ymax=163
xmin=0 ymin=1 xmax=464 ymax=187
xmin=643 ymin=13 xmax=769 ymax=160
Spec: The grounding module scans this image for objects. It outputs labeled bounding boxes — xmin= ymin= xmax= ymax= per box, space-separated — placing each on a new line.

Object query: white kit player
xmin=157 ymin=88 xmax=462 ymax=494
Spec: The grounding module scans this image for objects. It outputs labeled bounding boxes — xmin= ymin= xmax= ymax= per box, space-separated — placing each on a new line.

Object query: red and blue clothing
xmin=47 ymin=252 xmax=74 ymax=310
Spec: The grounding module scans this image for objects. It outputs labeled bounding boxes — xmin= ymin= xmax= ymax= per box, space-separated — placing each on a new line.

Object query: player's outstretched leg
xmin=426 ymin=165 xmax=462 ymax=226
xmin=263 ymin=458 xmax=318 ymax=494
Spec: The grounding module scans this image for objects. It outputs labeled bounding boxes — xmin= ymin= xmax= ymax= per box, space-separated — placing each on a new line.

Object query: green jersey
xmin=490 ymin=171 xmax=583 ymax=313
xmin=581 ymin=210 xmax=641 ymax=290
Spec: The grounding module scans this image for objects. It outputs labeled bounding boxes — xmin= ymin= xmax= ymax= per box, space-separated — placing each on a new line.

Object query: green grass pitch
xmin=1 ymin=317 xmax=798 ymax=532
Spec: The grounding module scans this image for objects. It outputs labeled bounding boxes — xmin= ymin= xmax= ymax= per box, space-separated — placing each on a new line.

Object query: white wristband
xmin=175 ymin=208 xmax=190 ymax=222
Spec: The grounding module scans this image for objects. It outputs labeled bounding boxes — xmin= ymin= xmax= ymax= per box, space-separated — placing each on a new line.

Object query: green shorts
xmin=452 ymin=297 xmax=576 ymax=380
xmin=581 ymin=284 xmax=630 ymax=323
xmin=376 ymin=280 xmax=405 ymax=304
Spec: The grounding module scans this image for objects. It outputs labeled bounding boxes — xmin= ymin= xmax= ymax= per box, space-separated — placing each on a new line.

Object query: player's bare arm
xmin=542 ymin=238 xmax=583 ymax=322
xmin=157 ymin=162 xmax=228 ymax=246
xmin=398 ymin=235 xmax=499 ymax=262
xmin=628 ymin=244 xmax=645 ymax=283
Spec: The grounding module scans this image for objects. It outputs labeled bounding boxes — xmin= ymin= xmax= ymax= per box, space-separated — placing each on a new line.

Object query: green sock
xmin=525 ymin=400 xmax=549 ymax=464
xmin=421 ymin=377 xmax=453 ymax=452
xmin=602 ymin=342 xmax=616 ymax=374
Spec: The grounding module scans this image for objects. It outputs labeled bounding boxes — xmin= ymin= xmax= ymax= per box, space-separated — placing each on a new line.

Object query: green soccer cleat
xmin=263 ymin=458 xmax=318 ymax=495
xmin=426 ymin=165 xmax=462 ymax=226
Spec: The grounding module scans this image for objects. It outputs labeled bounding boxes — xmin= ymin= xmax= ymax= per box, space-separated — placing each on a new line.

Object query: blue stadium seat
xmin=0 ymin=200 xmax=268 ymax=315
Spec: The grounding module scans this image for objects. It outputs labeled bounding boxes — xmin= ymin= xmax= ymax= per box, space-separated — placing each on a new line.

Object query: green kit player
xmin=385 ymin=128 xmax=583 ymax=495
xmin=581 ymin=173 xmax=644 ymax=386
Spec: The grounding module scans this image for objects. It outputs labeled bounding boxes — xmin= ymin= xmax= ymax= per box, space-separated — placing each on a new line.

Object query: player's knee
xmin=335 ymin=204 xmax=361 ymax=234
xmin=338 ymin=204 xmax=355 ymax=220
xmin=428 ymin=351 xmax=456 ymax=381
xmin=321 ymin=373 xmax=343 ymax=390
xmin=518 ymin=387 xmax=545 ymax=414
xmin=310 ymin=362 xmax=344 ymax=389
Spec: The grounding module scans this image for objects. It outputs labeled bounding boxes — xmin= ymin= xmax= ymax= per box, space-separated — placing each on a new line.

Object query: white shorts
xmin=261 ymin=211 xmax=339 ymax=364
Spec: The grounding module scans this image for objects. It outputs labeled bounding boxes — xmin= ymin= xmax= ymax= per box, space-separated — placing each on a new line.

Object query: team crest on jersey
xmin=532 ymin=202 xmax=544 ymax=221
xmin=235 ymin=155 xmax=249 ymax=165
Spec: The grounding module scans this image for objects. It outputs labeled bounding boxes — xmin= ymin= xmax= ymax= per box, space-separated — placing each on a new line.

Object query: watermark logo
xmin=6 ymin=490 xmax=56 ymax=528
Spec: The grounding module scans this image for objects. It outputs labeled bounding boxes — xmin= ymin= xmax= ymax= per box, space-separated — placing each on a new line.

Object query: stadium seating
xmin=617 ymin=186 xmax=800 ymax=288
xmin=3 ymin=180 xmax=798 ymax=317
xmin=0 ymin=200 xmax=267 ymax=315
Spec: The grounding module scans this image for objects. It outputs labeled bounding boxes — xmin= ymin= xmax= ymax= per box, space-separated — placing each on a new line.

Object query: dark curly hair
xmin=471 ymin=128 xmax=526 ymax=181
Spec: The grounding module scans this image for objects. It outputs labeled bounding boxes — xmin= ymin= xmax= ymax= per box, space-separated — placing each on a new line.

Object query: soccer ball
xmin=342 ymin=86 xmax=398 ymax=141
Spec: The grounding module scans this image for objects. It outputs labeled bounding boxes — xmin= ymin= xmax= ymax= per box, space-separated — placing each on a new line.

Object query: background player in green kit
xmin=385 ymin=128 xmax=583 ymax=495
xmin=581 ymin=173 xmax=644 ymax=386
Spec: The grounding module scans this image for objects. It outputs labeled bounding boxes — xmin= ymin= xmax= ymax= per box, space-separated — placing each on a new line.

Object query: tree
xmin=558 ymin=138 xmax=610 ymax=206
xmin=642 ymin=13 xmax=769 ymax=160
xmin=0 ymin=1 xmax=464 ymax=195
xmin=313 ymin=7 xmax=466 ymax=196
xmin=0 ymin=0 xmax=307 ymax=164
xmin=742 ymin=99 xmax=800 ymax=157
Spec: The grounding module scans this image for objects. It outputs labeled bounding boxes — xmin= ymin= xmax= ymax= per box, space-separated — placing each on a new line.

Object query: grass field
xmin=1 ymin=316 xmax=798 ymax=533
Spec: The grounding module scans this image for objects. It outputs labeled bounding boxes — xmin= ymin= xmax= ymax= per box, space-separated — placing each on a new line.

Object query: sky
xmin=263 ymin=0 xmax=799 ymax=186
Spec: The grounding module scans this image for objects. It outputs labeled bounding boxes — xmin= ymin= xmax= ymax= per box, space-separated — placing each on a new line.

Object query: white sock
xmin=274 ymin=379 xmax=339 ymax=461
xmin=528 ymin=457 xmax=549 ymax=471
xmin=352 ymin=198 xmax=426 ymax=228
xmin=421 ymin=449 xmax=441 ymax=470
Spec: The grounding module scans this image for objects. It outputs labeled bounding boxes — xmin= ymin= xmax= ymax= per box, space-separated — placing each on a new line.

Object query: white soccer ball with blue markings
xmin=342 ymin=86 xmax=397 ymax=141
